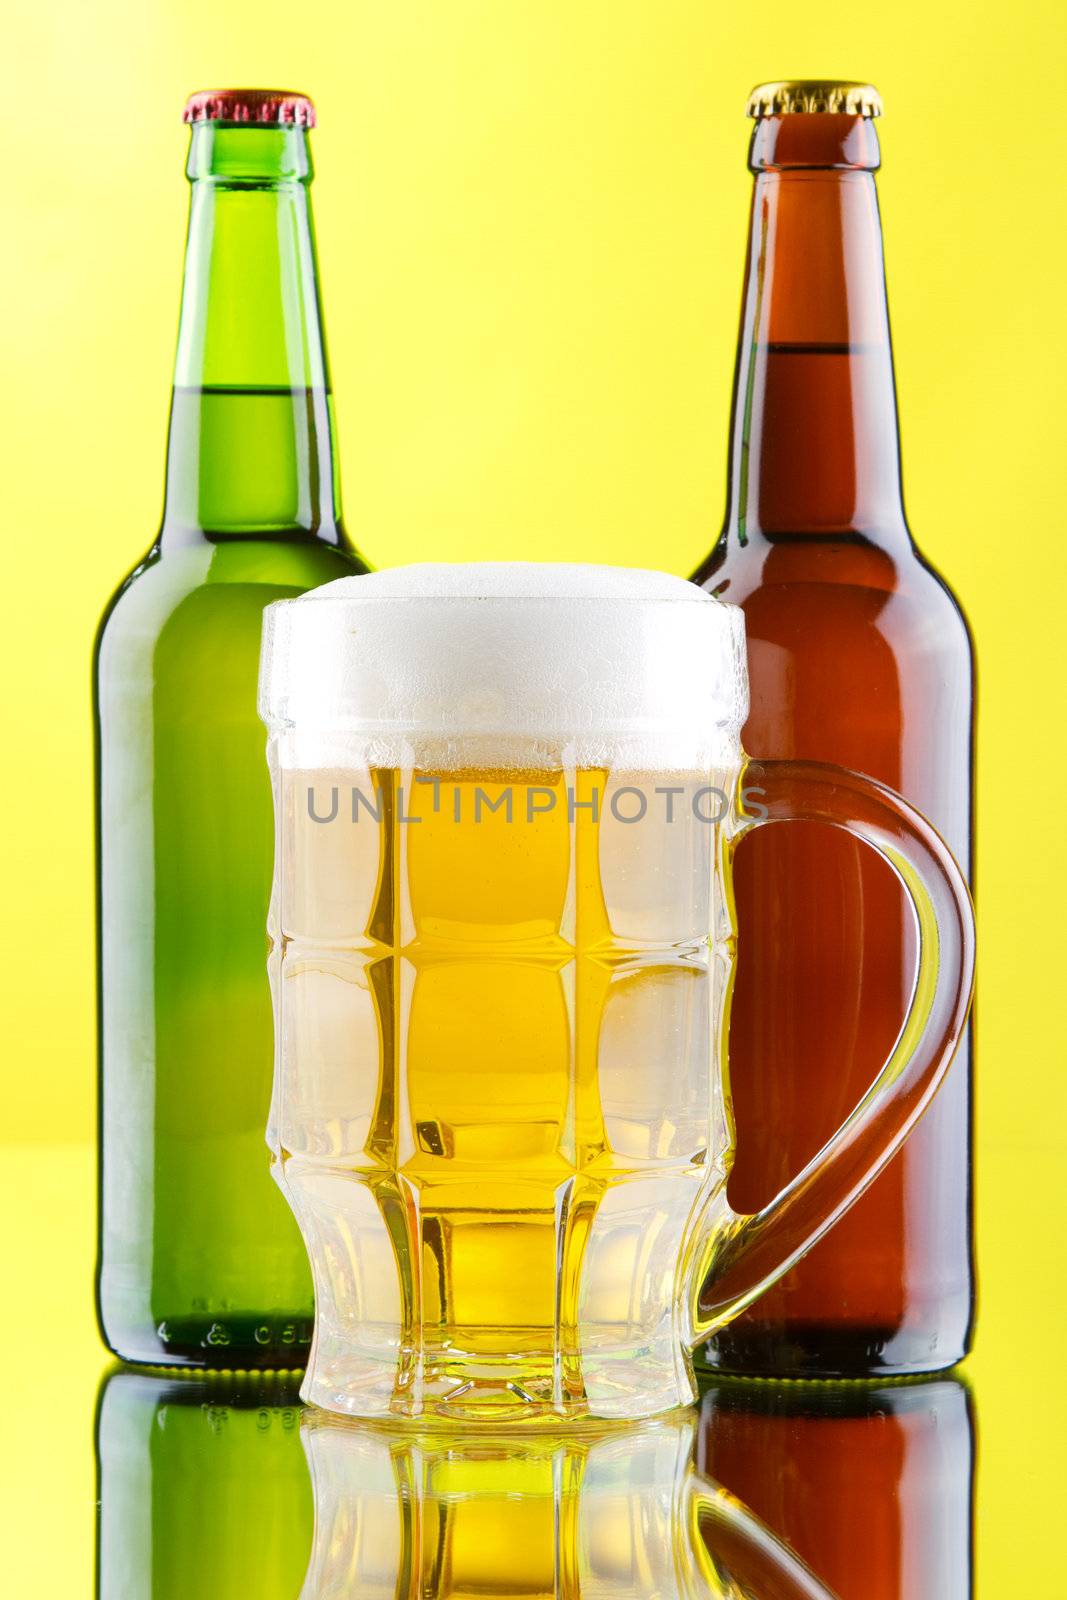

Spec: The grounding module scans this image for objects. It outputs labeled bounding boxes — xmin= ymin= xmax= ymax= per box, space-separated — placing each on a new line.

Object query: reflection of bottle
xmin=693 ymin=80 xmax=974 ymax=1375
xmin=95 ymin=89 xmax=367 ymax=1367
xmin=697 ymin=1378 xmax=975 ymax=1599
xmin=298 ymin=1410 xmax=836 ymax=1599
xmin=95 ymin=1371 xmax=311 ymax=1599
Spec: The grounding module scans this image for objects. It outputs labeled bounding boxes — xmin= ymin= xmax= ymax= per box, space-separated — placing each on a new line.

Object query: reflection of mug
xmin=299 ymin=1410 xmax=839 ymax=1600
xmin=95 ymin=1372 xmax=311 ymax=1599
xmin=697 ymin=1378 xmax=975 ymax=1599
xmin=259 ymin=564 xmax=974 ymax=1422
xmin=94 ymin=1372 xmax=837 ymax=1600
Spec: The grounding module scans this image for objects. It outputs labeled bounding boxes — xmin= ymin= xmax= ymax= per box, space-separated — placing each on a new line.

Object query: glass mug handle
xmin=687 ymin=1477 xmax=841 ymax=1600
xmin=689 ymin=758 xmax=976 ymax=1344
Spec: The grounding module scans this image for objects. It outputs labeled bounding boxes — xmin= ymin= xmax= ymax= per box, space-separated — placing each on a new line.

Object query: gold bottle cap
xmin=746 ymin=80 xmax=883 ymax=118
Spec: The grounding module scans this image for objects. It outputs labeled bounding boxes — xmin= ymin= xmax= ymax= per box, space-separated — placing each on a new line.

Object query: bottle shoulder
xmin=695 ymin=534 xmax=973 ymax=661
xmin=910 ymin=546 xmax=975 ymax=652
xmin=95 ymin=538 xmax=367 ymax=678
xmin=98 ymin=538 xmax=365 ymax=626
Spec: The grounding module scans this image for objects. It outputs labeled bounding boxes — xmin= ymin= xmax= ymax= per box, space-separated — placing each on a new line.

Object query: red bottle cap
xmin=182 ymin=89 xmax=316 ymax=127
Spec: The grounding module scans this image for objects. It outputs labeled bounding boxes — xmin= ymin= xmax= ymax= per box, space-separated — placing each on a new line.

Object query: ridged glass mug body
xmin=259 ymin=569 xmax=973 ymax=1424
xmin=269 ymin=754 xmax=737 ymax=1420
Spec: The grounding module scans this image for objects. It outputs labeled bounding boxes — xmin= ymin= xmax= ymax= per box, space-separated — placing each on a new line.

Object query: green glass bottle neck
xmin=161 ymin=124 xmax=345 ymax=546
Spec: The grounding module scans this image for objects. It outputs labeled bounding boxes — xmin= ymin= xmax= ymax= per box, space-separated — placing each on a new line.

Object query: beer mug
xmin=299 ymin=1411 xmax=838 ymax=1600
xmin=258 ymin=564 xmax=973 ymax=1422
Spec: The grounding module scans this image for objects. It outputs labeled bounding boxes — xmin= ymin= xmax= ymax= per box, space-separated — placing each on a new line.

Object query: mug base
xmin=301 ymin=1332 xmax=699 ymax=1423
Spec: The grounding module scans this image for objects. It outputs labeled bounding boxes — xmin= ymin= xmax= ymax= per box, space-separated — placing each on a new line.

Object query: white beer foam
xmin=259 ymin=562 xmax=747 ymax=770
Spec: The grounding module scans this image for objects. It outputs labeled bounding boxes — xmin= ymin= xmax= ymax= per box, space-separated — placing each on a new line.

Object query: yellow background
xmin=3 ymin=0 xmax=1064 ymax=1591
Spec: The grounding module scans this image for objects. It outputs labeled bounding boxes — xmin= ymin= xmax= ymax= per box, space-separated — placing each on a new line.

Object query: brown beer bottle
xmin=697 ymin=1378 xmax=975 ymax=1599
xmin=693 ymin=81 xmax=974 ymax=1374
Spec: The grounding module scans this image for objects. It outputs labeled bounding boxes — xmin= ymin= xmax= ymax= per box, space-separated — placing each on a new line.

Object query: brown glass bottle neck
xmin=724 ymin=124 xmax=908 ymax=549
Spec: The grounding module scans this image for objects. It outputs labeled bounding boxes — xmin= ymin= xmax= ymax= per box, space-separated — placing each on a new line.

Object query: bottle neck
xmin=161 ymin=124 xmax=344 ymax=546
xmin=723 ymin=114 xmax=907 ymax=550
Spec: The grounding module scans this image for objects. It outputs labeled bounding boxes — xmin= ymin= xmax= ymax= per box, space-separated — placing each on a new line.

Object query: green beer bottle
xmin=95 ymin=1371 xmax=311 ymax=1598
xmin=95 ymin=89 xmax=367 ymax=1365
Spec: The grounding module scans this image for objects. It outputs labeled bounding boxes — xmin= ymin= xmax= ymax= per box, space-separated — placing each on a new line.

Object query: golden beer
xmin=272 ymin=762 xmax=732 ymax=1419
